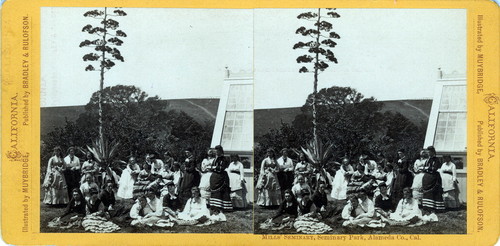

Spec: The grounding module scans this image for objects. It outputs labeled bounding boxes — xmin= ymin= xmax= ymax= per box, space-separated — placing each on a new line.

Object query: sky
xmin=41 ymin=8 xmax=466 ymax=108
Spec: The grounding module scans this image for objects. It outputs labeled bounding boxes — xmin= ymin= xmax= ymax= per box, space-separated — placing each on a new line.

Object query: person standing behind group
xmin=63 ymin=147 xmax=81 ymax=199
xmin=422 ymin=146 xmax=445 ymax=213
xmin=256 ymin=148 xmax=281 ymax=207
xmin=81 ymin=152 xmax=99 ymax=184
xmin=199 ymin=149 xmax=215 ymax=203
xmin=440 ymin=155 xmax=460 ymax=209
xmin=226 ymin=154 xmax=247 ymax=209
xmin=209 ymin=145 xmax=233 ymax=213
xmin=294 ymin=153 xmax=313 ymax=185
xmin=277 ymin=148 xmax=294 ymax=197
xmin=43 ymin=146 xmax=70 ymax=205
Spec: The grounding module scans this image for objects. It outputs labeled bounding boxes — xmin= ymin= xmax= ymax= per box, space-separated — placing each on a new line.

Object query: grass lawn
xmin=254 ymin=202 xmax=467 ymax=235
xmin=40 ymin=199 xmax=253 ymax=234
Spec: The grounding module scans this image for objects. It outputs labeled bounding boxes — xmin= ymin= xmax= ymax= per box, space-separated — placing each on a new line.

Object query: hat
xmin=165 ymin=180 xmax=175 ymax=187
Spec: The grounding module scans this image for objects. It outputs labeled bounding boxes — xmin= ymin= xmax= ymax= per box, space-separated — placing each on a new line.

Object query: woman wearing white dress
xmin=226 ymin=154 xmax=247 ymax=208
xmin=199 ymin=149 xmax=215 ymax=202
xmin=256 ymin=149 xmax=281 ymax=206
xmin=117 ymin=157 xmax=141 ymax=199
xmin=177 ymin=187 xmax=210 ymax=221
xmin=389 ymin=187 xmax=423 ymax=223
xmin=331 ymin=158 xmax=354 ymax=202
xmin=43 ymin=146 xmax=69 ymax=205
xmin=440 ymin=155 xmax=460 ymax=209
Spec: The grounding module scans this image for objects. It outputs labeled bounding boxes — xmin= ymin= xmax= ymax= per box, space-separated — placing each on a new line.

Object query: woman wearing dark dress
xmin=271 ymin=189 xmax=298 ymax=226
xmin=179 ymin=150 xmax=201 ymax=206
xmin=391 ymin=149 xmax=414 ymax=209
xmin=209 ymin=145 xmax=233 ymax=213
xmin=297 ymin=189 xmax=316 ymax=216
xmin=163 ymin=181 xmax=183 ymax=218
xmin=422 ymin=146 xmax=445 ymax=213
xmin=60 ymin=188 xmax=86 ymax=222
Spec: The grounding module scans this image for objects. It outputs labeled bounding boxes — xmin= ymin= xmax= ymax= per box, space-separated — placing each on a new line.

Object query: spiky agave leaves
xmin=86 ymin=136 xmax=120 ymax=168
xmin=300 ymin=138 xmax=335 ymax=170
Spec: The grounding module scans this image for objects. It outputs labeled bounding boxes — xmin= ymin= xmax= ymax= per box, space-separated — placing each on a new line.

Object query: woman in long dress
xmin=331 ymin=158 xmax=354 ymax=202
xmin=226 ymin=154 xmax=247 ymax=209
xmin=391 ymin=149 xmax=414 ymax=209
xmin=256 ymin=148 xmax=281 ymax=207
xmin=117 ymin=157 xmax=141 ymax=199
xmin=43 ymin=146 xmax=69 ymax=205
xmin=209 ymin=145 xmax=233 ymax=213
xmin=199 ymin=149 xmax=215 ymax=203
xmin=411 ymin=149 xmax=428 ymax=205
xmin=422 ymin=146 xmax=445 ymax=213
xmin=440 ymin=155 xmax=460 ymax=209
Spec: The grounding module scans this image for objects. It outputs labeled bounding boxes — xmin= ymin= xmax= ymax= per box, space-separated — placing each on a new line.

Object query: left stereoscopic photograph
xmin=40 ymin=7 xmax=253 ymax=233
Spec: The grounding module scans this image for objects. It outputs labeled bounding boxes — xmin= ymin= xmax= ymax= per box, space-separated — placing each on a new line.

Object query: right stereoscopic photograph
xmin=253 ymin=8 xmax=467 ymax=234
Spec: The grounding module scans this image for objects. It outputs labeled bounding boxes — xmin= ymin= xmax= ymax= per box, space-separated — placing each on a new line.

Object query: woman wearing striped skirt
xmin=209 ymin=145 xmax=233 ymax=214
xmin=422 ymin=146 xmax=445 ymax=213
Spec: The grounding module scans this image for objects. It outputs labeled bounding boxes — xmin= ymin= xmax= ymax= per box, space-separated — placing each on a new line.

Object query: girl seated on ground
xmin=269 ymin=189 xmax=298 ymax=228
xmin=387 ymin=187 xmax=423 ymax=226
xmin=130 ymin=192 xmax=172 ymax=227
xmin=297 ymin=189 xmax=317 ymax=216
xmin=176 ymin=187 xmax=211 ymax=224
xmin=373 ymin=182 xmax=393 ymax=218
xmin=341 ymin=191 xmax=375 ymax=227
xmin=162 ymin=181 xmax=183 ymax=218
xmin=48 ymin=189 xmax=86 ymax=229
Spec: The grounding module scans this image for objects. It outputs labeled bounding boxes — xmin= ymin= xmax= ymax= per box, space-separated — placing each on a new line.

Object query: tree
xmin=293 ymin=8 xmax=341 ymax=149
xmin=42 ymin=85 xmax=214 ymax=170
xmin=255 ymin=86 xmax=426 ymax=165
xmin=80 ymin=7 xmax=127 ymax=141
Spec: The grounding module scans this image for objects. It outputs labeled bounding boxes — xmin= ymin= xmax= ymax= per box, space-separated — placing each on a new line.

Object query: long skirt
xmin=391 ymin=172 xmax=413 ymax=209
xmin=209 ymin=172 xmax=233 ymax=211
xmin=443 ymin=180 xmax=460 ymax=209
xmin=422 ymin=173 xmax=445 ymax=211
xmin=256 ymin=172 xmax=281 ymax=206
xmin=43 ymin=171 xmax=69 ymax=205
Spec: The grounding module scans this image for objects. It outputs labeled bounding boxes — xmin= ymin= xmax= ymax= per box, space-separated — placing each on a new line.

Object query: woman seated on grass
xmin=297 ymin=189 xmax=317 ymax=217
xmin=162 ymin=181 xmax=183 ymax=218
xmin=341 ymin=191 xmax=375 ymax=227
xmin=129 ymin=193 xmax=172 ymax=227
xmin=48 ymin=188 xmax=86 ymax=229
xmin=386 ymin=187 xmax=423 ymax=226
xmin=373 ymin=182 xmax=393 ymax=219
xmin=176 ymin=187 xmax=211 ymax=224
xmin=269 ymin=189 xmax=298 ymax=228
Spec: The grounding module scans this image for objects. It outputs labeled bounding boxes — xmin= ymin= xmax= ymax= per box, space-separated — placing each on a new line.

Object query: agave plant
xmin=86 ymin=136 xmax=120 ymax=168
xmin=300 ymin=138 xmax=335 ymax=169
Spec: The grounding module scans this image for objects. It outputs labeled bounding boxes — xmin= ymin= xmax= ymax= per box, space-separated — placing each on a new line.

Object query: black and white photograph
xmin=40 ymin=7 xmax=253 ymax=233
xmin=253 ymin=8 xmax=467 ymax=234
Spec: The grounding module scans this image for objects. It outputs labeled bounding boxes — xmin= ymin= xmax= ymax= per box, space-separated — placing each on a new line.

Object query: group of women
xmin=43 ymin=144 xmax=248 ymax=230
xmin=257 ymin=146 xmax=461 ymax=230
